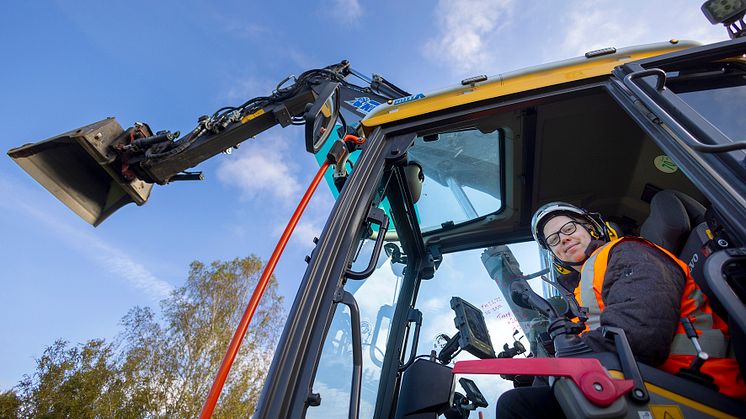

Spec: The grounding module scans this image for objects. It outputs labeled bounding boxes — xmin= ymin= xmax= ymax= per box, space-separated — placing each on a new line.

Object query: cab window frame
xmin=613 ymin=39 xmax=746 ymax=244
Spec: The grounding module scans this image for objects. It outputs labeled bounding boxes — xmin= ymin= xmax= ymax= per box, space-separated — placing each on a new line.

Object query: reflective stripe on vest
xmin=578 ymin=253 xmax=603 ymax=332
xmin=574 ymin=237 xmax=730 ymax=359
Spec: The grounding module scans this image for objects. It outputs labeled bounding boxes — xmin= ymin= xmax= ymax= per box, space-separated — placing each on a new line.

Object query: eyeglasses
xmin=544 ymin=221 xmax=582 ymax=247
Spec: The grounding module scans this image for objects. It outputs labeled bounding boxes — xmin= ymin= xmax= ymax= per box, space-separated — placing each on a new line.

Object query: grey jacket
xmin=558 ymin=239 xmax=686 ymax=366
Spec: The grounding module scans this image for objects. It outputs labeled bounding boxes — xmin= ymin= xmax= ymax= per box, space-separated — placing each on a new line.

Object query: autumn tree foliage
xmin=1 ymin=256 xmax=284 ymax=418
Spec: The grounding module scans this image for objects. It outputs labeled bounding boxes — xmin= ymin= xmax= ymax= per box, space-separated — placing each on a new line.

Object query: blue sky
xmin=0 ymin=0 xmax=726 ymax=390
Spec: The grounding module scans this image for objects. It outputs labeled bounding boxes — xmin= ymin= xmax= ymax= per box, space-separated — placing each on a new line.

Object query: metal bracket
xmin=398 ymin=308 xmax=424 ymax=372
xmin=626 ymin=68 xmax=667 ymax=90
xmin=305 ymin=392 xmax=321 ymax=407
xmin=272 ymin=104 xmax=292 ymax=128
xmin=384 ymin=132 xmax=417 ymax=161
xmin=421 ymin=245 xmax=443 ymax=280
xmin=704 ymin=248 xmax=746 ymax=334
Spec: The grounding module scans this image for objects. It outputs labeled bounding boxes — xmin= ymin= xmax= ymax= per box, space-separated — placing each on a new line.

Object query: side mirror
xmin=304 ymin=82 xmax=341 ymax=154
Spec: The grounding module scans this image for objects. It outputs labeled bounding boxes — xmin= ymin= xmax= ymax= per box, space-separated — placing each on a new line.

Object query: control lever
xmin=682 ymin=317 xmax=709 ymax=369
xmin=539 ymin=274 xmax=589 ymax=322
xmin=676 ymin=317 xmax=718 ymax=390
xmin=525 ymin=269 xmax=589 ymax=322
xmin=509 ymin=281 xmax=557 ymax=318
xmin=510 ymin=280 xmax=591 ymax=357
xmin=601 ymin=327 xmax=649 ymax=404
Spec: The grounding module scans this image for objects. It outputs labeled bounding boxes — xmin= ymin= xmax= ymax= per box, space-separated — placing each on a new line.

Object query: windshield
xmin=408 ymin=128 xmax=503 ymax=232
xmin=410 ymin=242 xmax=547 ymax=416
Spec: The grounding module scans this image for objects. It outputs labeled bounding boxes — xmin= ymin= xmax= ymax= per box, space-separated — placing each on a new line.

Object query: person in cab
xmin=496 ymin=202 xmax=744 ymax=418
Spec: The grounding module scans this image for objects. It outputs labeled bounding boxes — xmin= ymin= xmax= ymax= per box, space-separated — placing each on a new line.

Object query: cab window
xmin=408 ymin=128 xmax=503 ymax=232
xmin=668 ymin=63 xmax=746 ymax=144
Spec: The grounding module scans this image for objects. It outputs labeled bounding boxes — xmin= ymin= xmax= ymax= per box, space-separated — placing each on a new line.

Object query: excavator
xmin=8 ymin=1 xmax=746 ymax=417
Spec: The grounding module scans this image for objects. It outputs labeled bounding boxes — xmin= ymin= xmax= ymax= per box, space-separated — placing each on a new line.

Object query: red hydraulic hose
xmin=200 ymin=160 xmax=331 ymax=418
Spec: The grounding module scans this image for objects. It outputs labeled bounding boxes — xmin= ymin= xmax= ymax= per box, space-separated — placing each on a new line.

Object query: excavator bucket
xmin=7 ymin=118 xmax=153 ymax=226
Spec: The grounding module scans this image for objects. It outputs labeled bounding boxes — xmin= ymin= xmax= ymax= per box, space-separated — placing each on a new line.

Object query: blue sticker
xmin=392 ymin=93 xmax=425 ymax=105
xmin=345 ymin=97 xmax=382 ymax=115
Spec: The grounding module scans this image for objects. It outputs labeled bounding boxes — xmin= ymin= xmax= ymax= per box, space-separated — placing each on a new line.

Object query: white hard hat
xmin=531 ymin=202 xmax=605 ymax=249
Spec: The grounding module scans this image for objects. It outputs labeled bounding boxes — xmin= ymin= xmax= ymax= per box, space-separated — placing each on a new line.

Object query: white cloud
xmin=420 ymin=297 xmax=447 ymax=312
xmin=271 ymin=218 xmax=324 ymax=248
xmin=285 ymin=49 xmax=315 ymax=70
xmin=666 ymin=6 xmax=727 ymax=45
xmin=552 ymin=1 xmax=728 ymax=62
xmin=222 ymin=21 xmax=266 ymax=39
xmin=424 ymin=0 xmax=514 ymax=74
xmin=292 ymin=220 xmax=323 ymax=244
xmin=87 ymin=237 xmax=173 ymax=299
xmin=263 ymin=158 xmax=336 ymax=248
xmin=222 ymin=75 xmax=276 ymax=103
xmin=216 ymin=138 xmax=301 ymax=202
xmin=328 ymin=0 xmax=363 ymax=21
xmin=559 ymin=5 xmax=647 ymax=58
xmin=0 ymin=179 xmax=172 ymax=299
xmin=288 ymin=189 xmax=336 ymax=244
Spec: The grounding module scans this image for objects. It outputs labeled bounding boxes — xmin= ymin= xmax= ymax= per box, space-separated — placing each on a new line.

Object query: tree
xmin=0 ymin=389 xmax=21 ymax=419
xmin=119 ymin=256 xmax=285 ymax=417
xmin=14 ymin=339 xmax=126 ymax=418
xmin=8 ymin=255 xmax=285 ymax=418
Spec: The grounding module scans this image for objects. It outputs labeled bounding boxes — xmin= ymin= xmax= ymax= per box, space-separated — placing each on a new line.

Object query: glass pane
xmin=411 ymin=241 xmax=546 ymax=418
xmin=408 ymin=129 xmax=502 ymax=232
xmin=308 ymin=237 xmax=404 ymax=419
xmin=672 ymin=82 xmax=746 ymax=142
xmin=668 ymin=67 xmax=746 ymax=167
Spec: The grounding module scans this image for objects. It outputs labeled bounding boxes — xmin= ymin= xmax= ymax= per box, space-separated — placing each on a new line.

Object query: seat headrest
xmin=640 ymin=190 xmax=706 ymax=255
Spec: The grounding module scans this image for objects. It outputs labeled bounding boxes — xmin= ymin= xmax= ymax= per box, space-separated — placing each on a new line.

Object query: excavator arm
xmin=8 ymin=61 xmax=405 ymax=225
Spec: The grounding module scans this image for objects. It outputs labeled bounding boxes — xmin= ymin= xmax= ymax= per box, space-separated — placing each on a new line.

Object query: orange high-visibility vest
xmin=574 ymin=237 xmax=745 ymax=399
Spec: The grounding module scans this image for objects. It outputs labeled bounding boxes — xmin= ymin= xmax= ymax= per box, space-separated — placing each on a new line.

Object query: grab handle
xmin=346 ymin=206 xmax=389 ymax=280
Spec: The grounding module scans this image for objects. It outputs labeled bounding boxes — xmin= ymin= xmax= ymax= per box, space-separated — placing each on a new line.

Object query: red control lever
xmin=453 ymin=358 xmax=634 ymax=407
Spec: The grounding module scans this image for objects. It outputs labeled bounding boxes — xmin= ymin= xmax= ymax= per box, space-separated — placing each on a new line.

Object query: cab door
xmin=609 ymin=37 xmax=746 ymax=241
xmin=252 ymin=127 xmax=391 ymax=418
xmin=253 ymin=127 xmax=426 ymax=419
xmin=609 ymin=37 xmax=746 ymax=377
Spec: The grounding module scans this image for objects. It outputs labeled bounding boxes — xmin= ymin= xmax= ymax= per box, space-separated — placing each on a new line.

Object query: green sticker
xmin=654 ymin=155 xmax=678 ymax=173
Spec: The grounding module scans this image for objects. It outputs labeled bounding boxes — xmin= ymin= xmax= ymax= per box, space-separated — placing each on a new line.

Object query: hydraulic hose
xmin=200 ymin=160 xmax=331 ymax=418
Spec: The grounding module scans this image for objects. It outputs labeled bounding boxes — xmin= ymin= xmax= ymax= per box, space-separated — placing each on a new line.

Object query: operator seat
xmin=639 ymin=189 xmax=727 ymax=316
xmin=640 ymin=190 xmax=708 ymax=284
xmin=640 ymin=189 xmax=746 ymax=378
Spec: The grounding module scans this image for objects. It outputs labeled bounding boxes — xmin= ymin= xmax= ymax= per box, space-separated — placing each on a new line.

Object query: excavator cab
xmin=256 ymin=39 xmax=746 ymax=418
